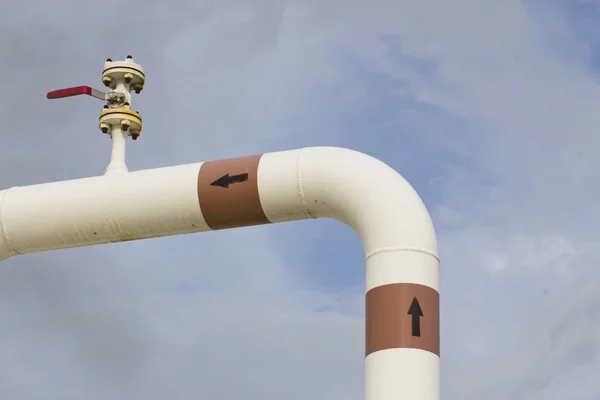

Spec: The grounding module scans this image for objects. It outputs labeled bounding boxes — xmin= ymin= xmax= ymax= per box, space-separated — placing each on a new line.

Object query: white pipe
xmin=105 ymin=125 xmax=129 ymax=174
xmin=104 ymin=78 xmax=132 ymax=175
xmin=0 ymin=146 xmax=439 ymax=400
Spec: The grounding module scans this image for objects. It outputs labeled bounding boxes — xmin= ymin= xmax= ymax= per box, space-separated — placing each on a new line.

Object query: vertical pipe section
xmin=0 ymin=163 xmax=209 ymax=258
xmin=258 ymin=147 xmax=439 ymax=400
xmin=105 ymin=126 xmax=129 ymax=175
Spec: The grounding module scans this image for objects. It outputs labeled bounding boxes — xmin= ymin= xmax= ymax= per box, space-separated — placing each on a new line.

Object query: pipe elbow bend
xmin=258 ymin=146 xmax=438 ymax=258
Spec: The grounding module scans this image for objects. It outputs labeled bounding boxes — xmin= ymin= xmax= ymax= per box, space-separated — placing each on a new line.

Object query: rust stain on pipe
xmin=197 ymin=154 xmax=270 ymax=230
xmin=366 ymin=283 xmax=440 ymax=357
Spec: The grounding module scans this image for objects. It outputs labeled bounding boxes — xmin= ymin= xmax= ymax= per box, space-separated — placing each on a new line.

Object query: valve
xmin=46 ymin=56 xmax=146 ymax=174
xmin=46 ymin=55 xmax=145 ymax=139
xmin=46 ymin=55 xmax=145 ymax=112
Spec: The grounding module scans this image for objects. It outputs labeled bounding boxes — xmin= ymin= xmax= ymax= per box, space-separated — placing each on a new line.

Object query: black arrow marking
xmin=407 ymin=297 xmax=423 ymax=337
xmin=210 ymin=173 xmax=249 ymax=189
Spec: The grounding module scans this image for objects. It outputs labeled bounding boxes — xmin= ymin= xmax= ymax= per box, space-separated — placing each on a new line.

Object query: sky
xmin=0 ymin=0 xmax=599 ymax=399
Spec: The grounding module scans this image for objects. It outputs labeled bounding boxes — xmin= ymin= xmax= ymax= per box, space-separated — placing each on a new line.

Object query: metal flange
xmin=102 ymin=55 xmax=145 ymax=94
xmin=99 ymin=104 xmax=142 ymax=140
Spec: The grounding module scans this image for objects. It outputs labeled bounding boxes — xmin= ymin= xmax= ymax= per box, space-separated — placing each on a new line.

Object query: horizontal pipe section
xmin=197 ymin=154 xmax=269 ymax=230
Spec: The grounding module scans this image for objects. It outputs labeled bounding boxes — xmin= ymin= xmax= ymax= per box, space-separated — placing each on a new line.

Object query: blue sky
xmin=0 ymin=1 xmax=599 ymax=399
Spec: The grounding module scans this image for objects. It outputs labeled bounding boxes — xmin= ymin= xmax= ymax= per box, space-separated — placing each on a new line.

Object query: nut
xmin=133 ymin=83 xmax=143 ymax=94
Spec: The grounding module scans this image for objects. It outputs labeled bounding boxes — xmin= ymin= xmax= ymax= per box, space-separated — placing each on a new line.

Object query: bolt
xmin=103 ymin=105 xmax=109 ymax=109
xmin=135 ymin=110 xmax=140 ymax=114
xmin=102 ymin=76 xmax=112 ymax=87
xmin=133 ymin=83 xmax=143 ymax=94
xmin=124 ymin=102 xmax=130 ymax=106
xmin=127 ymin=55 xmax=133 ymax=59
xmin=106 ymin=58 xmax=112 ymax=62
xmin=124 ymin=72 xmax=133 ymax=83
xmin=132 ymin=134 xmax=139 ymax=140
xmin=101 ymin=127 xmax=108 ymax=133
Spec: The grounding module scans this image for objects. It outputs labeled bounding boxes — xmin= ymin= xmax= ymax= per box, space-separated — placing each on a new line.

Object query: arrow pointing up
xmin=407 ymin=297 xmax=424 ymax=337
xmin=210 ymin=173 xmax=249 ymax=188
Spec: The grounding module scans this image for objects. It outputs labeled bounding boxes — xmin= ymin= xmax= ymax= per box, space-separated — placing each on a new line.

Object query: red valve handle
xmin=47 ymin=86 xmax=106 ymax=100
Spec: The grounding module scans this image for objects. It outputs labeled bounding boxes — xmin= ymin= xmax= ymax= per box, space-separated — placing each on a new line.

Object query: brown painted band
xmin=366 ymin=283 xmax=440 ymax=357
xmin=197 ymin=154 xmax=270 ymax=230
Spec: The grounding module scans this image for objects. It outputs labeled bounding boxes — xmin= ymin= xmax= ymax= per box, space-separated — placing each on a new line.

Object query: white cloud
xmin=455 ymin=278 xmax=600 ymax=400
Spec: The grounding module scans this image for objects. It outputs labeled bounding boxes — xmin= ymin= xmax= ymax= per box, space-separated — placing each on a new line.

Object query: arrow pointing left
xmin=210 ymin=173 xmax=249 ymax=189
